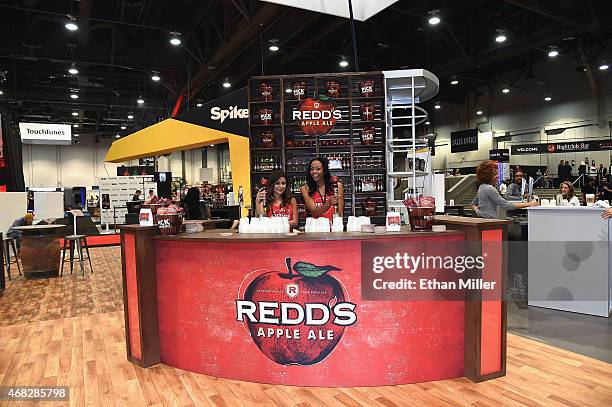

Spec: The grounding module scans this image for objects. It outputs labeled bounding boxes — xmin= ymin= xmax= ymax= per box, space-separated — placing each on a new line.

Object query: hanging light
xmin=428 ymin=10 xmax=441 ymax=25
xmin=65 ymin=16 xmax=78 ymax=31
xmin=547 ymin=46 xmax=559 ymax=57
xmin=502 ymin=87 xmax=510 ymax=94
xmin=0 ymin=90 xmax=4 ymax=95
xmin=72 ymin=112 xmax=79 ymax=116
xmin=434 ymin=102 xmax=441 ymax=110
xmin=268 ymin=39 xmax=279 ymax=52
xmin=598 ymin=60 xmax=609 ymax=70
xmin=73 ymin=124 xmax=78 ymax=128
xmin=115 ymin=134 xmax=120 ymax=139
xmin=544 ymin=94 xmax=552 ymax=102
xmin=127 ymin=114 xmax=134 ymax=119
xmin=425 ymin=121 xmax=431 ymax=125
xmin=68 ymin=63 xmax=78 ymax=75
xmin=137 ymin=96 xmax=145 ymax=104
xmin=450 ymin=76 xmax=459 ymax=85
xmin=169 ymin=31 xmax=182 ymax=46
xmin=74 ymin=133 xmax=79 ymax=137
xmin=495 ymin=29 xmax=507 ymax=43
xmin=151 ymin=71 xmax=161 ymax=81
xmin=222 ymin=80 xmax=231 ymax=88
xmin=120 ymin=125 xmax=127 ymax=130
xmin=339 ymin=57 xmax=349 ymax=68
xmin=196 ymin=103 xmax=203 ymax=107
xmin=70 ymin=93 xmax=78 ymax=99
xmin=476 ymin=110 xmax=483 ymax=115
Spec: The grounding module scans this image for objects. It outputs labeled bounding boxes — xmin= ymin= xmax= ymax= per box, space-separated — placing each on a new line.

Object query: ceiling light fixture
xmin=268 ymin=39 xmax=279 ymax=52
xmin=0 ymin=90 xmax=3 ymax=95
xmin=74 ymin=133 xmax=79 ymax=137
xmin=544 ymin=94 xmax=552 ymax=102
xmin=476 ymin=110 xmax=483 ymax=115
xmin=169 ymin=31 xmax=182 ymax=46
xmin=222 ymin=80 xmax=231 ymax=88
xmin=68 ymin=63 xmax=78 ymax=75
xmin=120 ymin=125 xmax=127 ymax=130
xmin=151 ymin=72 xmax=161 ymax=81
xmin=72 ymin=112 xmax=79 ymax=116
xmin=285 ymin=88 xmax=292 ymax=93
xmin=70 ymin=93 xmax=78 ymax=99
xmin=127 ymin=114 xmax=134 ymax=119
xmin=73 ymin=124 xmax=78 ymax=128
xmin=450 ymin=77 xmax=459 ymax=85
xmin=502 ymin=87 xmax=510 ymax=94
xmin=428 ymin=10 xmax=441 ymax=25
xmin=547 ymin=46 xmax=559 ymax=57
xmin=434 ymin=102 xmax=441 ymax=110
xmin=339 ymin=58 xmax=349 ymax=68
xmin=598 ymin=61 xmax=609 ymax=70
xmin=495 ymin=29 xmax=507 ymax=43
xmin=65 ymin=16 xmax=78 ymax=31
xmin=137 ymin=96 xmax=145 ymax=104
xmin=115 ymin=134 xmax=120 ymax=139
xmin=425 ymin=121 xmax=431 ymax=125
xmin=196 ymin=103 xmax=203 ymax=107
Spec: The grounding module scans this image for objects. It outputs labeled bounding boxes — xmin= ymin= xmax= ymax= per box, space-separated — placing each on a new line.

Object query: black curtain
xmin=0 ymin=110 xmax=26 ymax=191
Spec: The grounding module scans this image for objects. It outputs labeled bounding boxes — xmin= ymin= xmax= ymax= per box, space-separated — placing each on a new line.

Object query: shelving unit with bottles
xmin=248 ymin=72 xmax=387 ymax=224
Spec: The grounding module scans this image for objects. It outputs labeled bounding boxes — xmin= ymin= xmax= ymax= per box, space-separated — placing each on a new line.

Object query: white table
xmin=527 ymin=207 xmax=611 ymax=317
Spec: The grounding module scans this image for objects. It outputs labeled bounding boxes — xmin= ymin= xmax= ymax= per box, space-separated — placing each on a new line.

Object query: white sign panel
xmin=19 ymin=122 xmax=72 ymax=145
xmin=260 ymin=0 xmax=398 ymax=21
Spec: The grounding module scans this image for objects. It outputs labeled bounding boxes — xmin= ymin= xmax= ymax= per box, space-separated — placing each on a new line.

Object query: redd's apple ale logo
xmin=293 ymin=97 xmax=341 ymax=136
xmin=236 ymin=257 xmax=356 ymax=366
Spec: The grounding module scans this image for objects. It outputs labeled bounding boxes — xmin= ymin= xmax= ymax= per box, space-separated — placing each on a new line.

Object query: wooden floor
xmin=0 ymin=248 xmax=611 ymax=406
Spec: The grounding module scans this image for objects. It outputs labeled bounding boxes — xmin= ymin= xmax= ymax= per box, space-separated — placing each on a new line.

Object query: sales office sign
xmin=19 ymin=122 xmax=72 ymax=145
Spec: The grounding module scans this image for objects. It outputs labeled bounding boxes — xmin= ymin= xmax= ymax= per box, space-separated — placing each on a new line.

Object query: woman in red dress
xmin=300 ymin=157 xmax=345 ymax=223
xmin=255 ymin=171 xmax=298 ymax=229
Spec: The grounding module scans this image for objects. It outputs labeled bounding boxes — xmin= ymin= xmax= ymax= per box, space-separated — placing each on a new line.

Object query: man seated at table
xmin=504 ymin=170 xmax=527 ymax=201
xmin=6 ymin=213 xmax=33 ymax=249
xmin=581 ymin=177 xmax=597 ymax=205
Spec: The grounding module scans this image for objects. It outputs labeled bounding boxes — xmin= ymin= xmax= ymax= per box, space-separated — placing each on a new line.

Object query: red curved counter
xmin=120 ymin=217 xmax=508 ymax=387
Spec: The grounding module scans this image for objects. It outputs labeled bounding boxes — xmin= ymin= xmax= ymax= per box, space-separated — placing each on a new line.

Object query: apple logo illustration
xmin=236 ymin=257 xmax=356 ymax=366
xmin=296 ymin=97 xmax=342 ymax=136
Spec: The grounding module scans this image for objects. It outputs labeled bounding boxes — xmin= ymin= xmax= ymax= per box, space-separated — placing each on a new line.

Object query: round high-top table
xmin=11 ymin=224 xmax=67 ymax=278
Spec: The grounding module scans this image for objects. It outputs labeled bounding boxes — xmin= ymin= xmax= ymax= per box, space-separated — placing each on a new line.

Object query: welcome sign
xmin=19 ymin=122 xmax=72 ymax=145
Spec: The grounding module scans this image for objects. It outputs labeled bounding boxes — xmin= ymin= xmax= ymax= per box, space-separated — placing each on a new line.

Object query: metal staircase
xmin=383 ymin=69 xmax=439 ymax=210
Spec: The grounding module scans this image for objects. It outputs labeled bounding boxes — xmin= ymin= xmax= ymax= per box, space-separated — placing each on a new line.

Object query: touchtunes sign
xmin=19 ymin=123 xmax=72 ymax=145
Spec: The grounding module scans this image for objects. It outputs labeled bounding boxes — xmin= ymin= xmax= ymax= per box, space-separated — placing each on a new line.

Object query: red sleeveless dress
xmin=311 ymin=189 xmax=335 ymax=223
xmin=266 ymin=201 xmax=294 ymax=219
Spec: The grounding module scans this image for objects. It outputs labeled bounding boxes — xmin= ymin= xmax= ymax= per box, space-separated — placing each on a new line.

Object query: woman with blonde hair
xmin=471 ymin=160 xmax=539 ymax=218
xmin=558 ymin=181 xmax=580 ymax=206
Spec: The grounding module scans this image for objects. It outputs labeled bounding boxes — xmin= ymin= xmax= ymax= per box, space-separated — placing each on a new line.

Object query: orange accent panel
xmin=124 ymin=233 xmax=142 ymax=360
xmin=480 ymin=229 xmax=503 ymax=375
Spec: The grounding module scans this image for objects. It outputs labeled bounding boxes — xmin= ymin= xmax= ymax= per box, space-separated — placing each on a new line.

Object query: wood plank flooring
xmin=0 ymin=247 xmax=610 ymax=406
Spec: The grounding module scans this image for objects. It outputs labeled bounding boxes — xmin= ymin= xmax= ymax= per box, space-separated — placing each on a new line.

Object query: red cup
xmin=326 ymin=81 xmax=340 ymax=98
xmin=360 ymin=126 xmax=376 ymax=145
xmin=360 ymin=80 xmax=374 ymax=97
xmin=258 ymin=108 xmax=274 ymax=125
xmin=360 ymin=103 xmax=375 ymax=121
xmin=259 ymin=83 xmax=273 ymax=101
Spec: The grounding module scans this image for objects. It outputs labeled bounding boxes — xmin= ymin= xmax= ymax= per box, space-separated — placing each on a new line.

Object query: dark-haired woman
xmin=470 ymin=160 xmax=538 ymax=218
xmin=182 ymin=187 xmax=203 ymax=220
xmin=255 ymin=171 xmax=298 ymax=229
xmin=300 ymin=157 xmax=344 ymax=223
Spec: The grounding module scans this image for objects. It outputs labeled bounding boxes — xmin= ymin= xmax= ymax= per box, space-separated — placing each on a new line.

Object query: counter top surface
xmin=153 ymin=227 xmax=463 ymax=242
xmin=12 ymin=224 xmax=67 ymax=230
xmin=434 ymin=215 xmax=511 ymax=225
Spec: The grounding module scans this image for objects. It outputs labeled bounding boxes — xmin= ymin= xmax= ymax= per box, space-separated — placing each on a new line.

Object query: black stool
xmin=60 ymin=235 xmax=93 ymax=277
xmin=3 ymin=236 xmax=22 ymax=280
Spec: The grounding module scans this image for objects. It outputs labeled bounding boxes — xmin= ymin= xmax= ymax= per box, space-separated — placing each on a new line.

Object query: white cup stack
xmin=248 ymin=217 xmax=260 ymax=233
xmin=238 ymin=217 xmax=251 ymax=233
xmin=331 ymin=216 xmax=344 ymax=232
xmin=346 ymin=216 xmax=371 ymax=232
xmin=239 ymin=216 xmax=292 ymax=234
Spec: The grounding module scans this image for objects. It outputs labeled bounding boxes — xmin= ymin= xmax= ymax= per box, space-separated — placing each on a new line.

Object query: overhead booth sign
xmin=19 ymin=122 xmax=72 ymax=145
xmin=450 ymin=129 xmax=478 ymax=153
xmin=511 ymin=140 xmax=612 ymax=155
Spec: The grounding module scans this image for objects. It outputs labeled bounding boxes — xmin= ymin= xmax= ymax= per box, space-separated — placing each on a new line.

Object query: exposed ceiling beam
xmin=502 ymin=0 xmax=577 ymax=26
xmin=178 ymin=3 xmax=286 ymax=104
